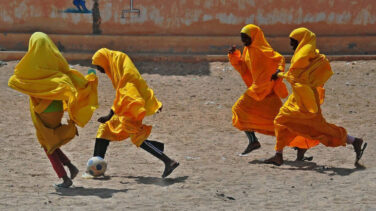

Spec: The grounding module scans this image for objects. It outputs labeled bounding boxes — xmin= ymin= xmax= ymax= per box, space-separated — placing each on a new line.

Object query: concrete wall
xmin=0 ymin=0 xmax=375 ymax=55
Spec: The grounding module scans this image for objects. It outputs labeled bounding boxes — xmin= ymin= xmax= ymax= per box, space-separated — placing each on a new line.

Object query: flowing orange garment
xmin=274 ymin=27 xmax=347 ymax=151
xmin=8 ymin=32 xmax=98 ymax=154
xmin=92 ymin=48 xmax=162 ymax=147
xmin=228 ymin=24 xmax=288 ymax=135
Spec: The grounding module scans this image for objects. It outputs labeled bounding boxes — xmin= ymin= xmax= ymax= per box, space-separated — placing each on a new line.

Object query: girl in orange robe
xmin=266 ymin=27 xmax=367 ymax=166
xmin=228 ymin=24 xmax=288 ymax=156
xmin=90 ymin=48 xmax=179 ymax=178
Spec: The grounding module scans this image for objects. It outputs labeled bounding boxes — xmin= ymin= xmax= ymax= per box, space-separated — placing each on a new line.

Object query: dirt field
xmin=1 ymin=60 xmax=375 ymax=210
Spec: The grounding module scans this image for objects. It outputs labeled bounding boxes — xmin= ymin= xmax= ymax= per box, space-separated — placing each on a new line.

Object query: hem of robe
xmin=274 ymin=127 xmax=347 ymax=151
xmin=232 ymin=124 xmax=275 ymax=136
xmin=96 ymin=123 xmax=152 ymax=147
xmin=32 ymin=110 xmax=77 ymax=155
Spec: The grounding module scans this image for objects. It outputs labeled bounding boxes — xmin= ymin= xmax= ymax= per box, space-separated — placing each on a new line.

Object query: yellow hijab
xmin=286 ymin=28 xmax=333 ymax=113
xmin=92 ymin=48 xmax=162 ymax=120
xmin=8 ymin=32 xmax=98 ymax=127
xmin=240 ymin=24 xmax=288 ymax=99
xmin=290 ymin=27 xmax=318 ymax=69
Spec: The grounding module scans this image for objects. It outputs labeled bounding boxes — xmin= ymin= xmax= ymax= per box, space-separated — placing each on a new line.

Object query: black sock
xmin=245 ymin=131 xmax=258 ymax=144
xmin=93 ymin=138 xmax=110 ymax=159
xmin=146 ymin=140 xmax=164 ymax=152
xmin=140 ymin=140 xmax=170 ymax=164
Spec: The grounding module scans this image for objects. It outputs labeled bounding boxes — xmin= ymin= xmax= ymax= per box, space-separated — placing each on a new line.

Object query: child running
xmin=266 ymin=27 xmax=367 ymax=166
xmin=228 ymin=24 xmax=289 ymax=156
xmin=89 ymin=48 xmax=179 ymax=178
xmin=8 ymin=32 xmax=98 ymax=188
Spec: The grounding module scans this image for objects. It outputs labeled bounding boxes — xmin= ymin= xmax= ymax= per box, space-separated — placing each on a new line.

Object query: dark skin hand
xmin=271 ymin=69 xmax=281 ymax=81
xmin=228 ymin=45 xmax=237 ymax=54
xmin=98 ymin=109 xmax=114 ymax=123
xmin=157 ymin=105 xmax=163 ymax=113
xmin=271 ymin=38 xmax=299 ymax=81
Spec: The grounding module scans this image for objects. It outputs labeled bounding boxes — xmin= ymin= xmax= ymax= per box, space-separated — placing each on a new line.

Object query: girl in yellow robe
xmin=90 ymin=48 xmax=179 ymax=178
xmin=228 ymin=24 xmax=288 ymax=155
xmin=266 ymin=27 xmax=367 ymax=166
xmin=8 ymin=32 xmax=98 ymax=187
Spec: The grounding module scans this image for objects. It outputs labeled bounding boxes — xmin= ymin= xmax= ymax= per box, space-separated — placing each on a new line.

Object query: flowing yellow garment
xmin=274 ymin=27 xmax=347 ymax=151
xmin=228 ymin=24 xmax=288 ymax=135
xmin=8 ymin=32 xmax=98 ymax=154
xmin=92 ymin=48 xmax=162 ymax=147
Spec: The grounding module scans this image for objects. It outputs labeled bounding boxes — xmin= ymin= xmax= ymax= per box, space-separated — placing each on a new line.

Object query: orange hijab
xmin=241 ymin=24 xmax=288 ymax=99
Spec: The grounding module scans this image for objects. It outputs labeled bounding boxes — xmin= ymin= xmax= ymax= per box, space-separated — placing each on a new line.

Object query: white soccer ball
xmin=86 ymin=156 xmax=107 ymax=176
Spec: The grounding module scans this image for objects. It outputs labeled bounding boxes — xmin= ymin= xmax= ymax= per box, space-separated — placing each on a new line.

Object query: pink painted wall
xmin=1 ymin=0 xmax=375 ymax=36
xmin=0 ymin=0 xmax=375 ymax=55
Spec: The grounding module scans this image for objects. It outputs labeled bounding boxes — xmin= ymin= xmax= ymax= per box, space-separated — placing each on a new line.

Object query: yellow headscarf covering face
xmin=289 ymin=27 xmax=317 ymax=68
xmin=9 ymin=32 xmax=75 ymax=100
xmin=92 ymin=49 xmax=111 ymax=75
xmin=8 ymin=32 xmax=98 ymax=127
xmin=240 ymin=24 xmax=275 ymax=54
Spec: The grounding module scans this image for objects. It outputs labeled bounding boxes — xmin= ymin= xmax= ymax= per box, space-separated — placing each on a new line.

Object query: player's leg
xmin=140 ymin=140 xmax=179 ymax=178
xmin=240 ymin=131 xmax=261 ymax=155
xmin=45 ymin=148 xmax=72 ymax=188
xmin=93 ymin=138 xmax=110 ymax=159
xmin=54 ymin=148 xmax=79 ymax=179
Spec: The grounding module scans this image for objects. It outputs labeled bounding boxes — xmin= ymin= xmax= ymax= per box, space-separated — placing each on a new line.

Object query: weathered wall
xmin=0 ymin=0 xmax=375 ymax=55
xmin=1 ymin=0 xmax=375 ymax=35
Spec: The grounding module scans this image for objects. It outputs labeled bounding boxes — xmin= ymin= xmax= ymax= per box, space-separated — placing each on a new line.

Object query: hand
xmin=98 ymin=115 xmax=111 ymax=123
xmin=157 ymin=105 xmax=163 ymax=113
xmin=271 ymin=69 xmax=281 ymax=81
xmin=97 ymin=109 xmax=114 ymax=123
xmin=228 ymin=45 xmax=237 ymax=54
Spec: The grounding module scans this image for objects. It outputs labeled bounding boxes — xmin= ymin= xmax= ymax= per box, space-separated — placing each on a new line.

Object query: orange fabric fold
xmin=274 ymin=27 xmax=347 ymax=151
xmin=92 ymin=48 xmax=162 ymax=147
xmin=228 ymin=24 xmax=288 ymax=135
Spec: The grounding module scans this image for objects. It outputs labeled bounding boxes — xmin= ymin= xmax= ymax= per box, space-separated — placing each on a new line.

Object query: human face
xmin=241 ymin=33 xmax=252 ymax=46
xmin=290 ymin=38 xmax=299 ymax=51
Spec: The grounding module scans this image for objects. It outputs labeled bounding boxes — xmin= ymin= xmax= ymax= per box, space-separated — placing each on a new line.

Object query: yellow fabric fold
xmin=274 ymin=27 xmax=347 ymax=151
xmin=228 ymin=24 xmax=288 ymax=135
xmin=92 ymin=48 xmax=162 ymax=146
xmin=8 ymin=32 xmax=98 ymax=154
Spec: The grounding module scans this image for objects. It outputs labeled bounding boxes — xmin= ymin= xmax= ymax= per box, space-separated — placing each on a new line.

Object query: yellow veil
xmin=8 ymin=32 xmax=98 ymax=153
xmin=92 ymin=48 xmax=162 ymax=121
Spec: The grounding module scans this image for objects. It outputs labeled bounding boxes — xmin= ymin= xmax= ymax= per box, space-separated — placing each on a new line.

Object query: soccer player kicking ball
xmin=88 ymin=48 xmax=179 ymax=178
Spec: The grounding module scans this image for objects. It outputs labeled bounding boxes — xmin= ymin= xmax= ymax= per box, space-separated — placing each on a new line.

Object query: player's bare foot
xmin=67 ymin=163 xmax=79 ymax=180
xmin=54 ymin=176 xmax=73 ymax=189
xmin=240 ymin=141 xmax=261 ymax=156
xmin=352 ymin=138 xmax=367 ymax=164
xmin=264 ymin=153 xmax=283 ymax=166
xmin=162 ymin=160 xmax=179 ymax=178
xmin=295 ymin=148 xmax=313 ymax=161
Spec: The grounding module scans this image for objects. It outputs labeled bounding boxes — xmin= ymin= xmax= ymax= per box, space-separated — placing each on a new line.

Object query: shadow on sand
xmin=249 ymin=159 xmax=366 ymax=176
xmin=119 ymin=175 xmax=189 ymax=187
xmin=52 ymin=186 xmax=129 ymax=199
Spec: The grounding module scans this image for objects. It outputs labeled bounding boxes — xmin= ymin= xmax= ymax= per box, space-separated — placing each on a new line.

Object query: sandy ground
xmin=0 ymin=59 xmax=375 ymax=210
